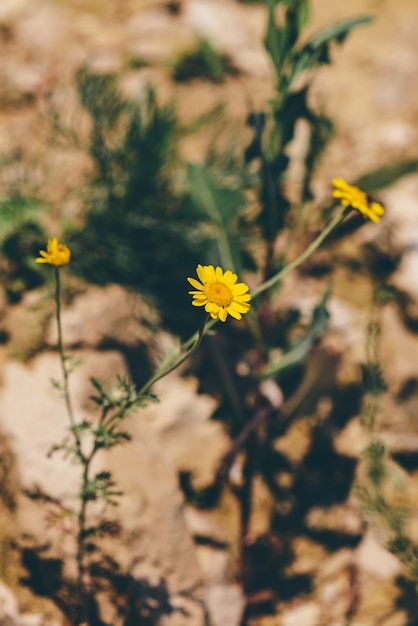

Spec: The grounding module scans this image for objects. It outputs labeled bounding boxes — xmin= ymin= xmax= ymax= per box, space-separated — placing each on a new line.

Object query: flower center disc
xmin=204 ymin=282 xmax=233 ymax=307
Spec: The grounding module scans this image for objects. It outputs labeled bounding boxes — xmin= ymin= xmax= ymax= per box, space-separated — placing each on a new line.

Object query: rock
xmin=305 ymin=502 xmax=363 ymax=537
xmin=0 ymin=583 xmax=48 ymax=626
xmin=379 ymin=304 xmax=418 ymax=394
xmin=205 ymin=584 xmax=245 ymax=626
xmin=273 ymin=419 xmax=312 ymax=465
xmin=288 ymin=536 xmax=328 ymax=576
xmin=19 ymin=615 xmax=45 ymax=626
xmin=317 ymin=547 xmax=353 ymax=581
xmin=0 ymin=581 xmax=19 ymax=625
xmin=140 ymin=373 xmax=226 ymax=491
xmin=0 ymin=0 xmax=28 ymax=21
xmin=97 ymin=423 xmax=206 ymax=625
xmin=354 ymin=530 xmax=401 ymax=579
xmin=183 ymin=0 xmax=270 ymax=77
xmin=391 ymin=247 xmax=418 ymax=327
xmin=353 ymin=578 xmax=407 ymax=626
xmin=2 ymin=291 xmax=51 ymax=361
xmin=0 ymin=350 xmax=206 ymax=625
xmin=280 ymin=601 xmax=320 ymax=626
xmin=183 ymin=507 xmax=229 ymax=546
xmin=379 ymin=176 xmax=418 ymax=250
xmin=333 ymin=417 xmax=370 ymax=458
xmin=46 ymin=284 xmax=160 ymax=351
xmin=194 ymin=545 xmax=229 ymax=587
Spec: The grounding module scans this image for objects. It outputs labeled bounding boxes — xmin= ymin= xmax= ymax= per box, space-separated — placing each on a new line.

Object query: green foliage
xmin=0 ymin=196 xmax=46 ymax=301
xmin=291 ymin=16 xmax=373 ymax=75
xmin=259 ymin=282 xmax=331 ymax=377
xmin=50 ymin=360 xmax=159 ymax=620
xmin=358 ymin=289 xmax=418 ymax=582
xmin=182 ymin=0 xmax=369 ymax=287
xmin=59 ymin=70 xmax=213 ymax=334
xmin=234 ymin=3 xmax=370 ymax=279
xmin=82 ymin=472 xmax=122 ymax=506
xmin=186 ymin=163 xmax=247 ymax=271
xmin=124 ymin=54 xmax=150 ymax=70
xmin=171 ymin=38 xmax=238 ymax=83
xmin=356 ymin=158 xmax=418 ymax=193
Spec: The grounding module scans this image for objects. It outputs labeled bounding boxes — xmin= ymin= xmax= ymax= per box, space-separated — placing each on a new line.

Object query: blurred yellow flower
xmin=332 ymin=177 xmax=384 ymax=223
xmin=188 ymin=264 xmax=251 ymax=322
xmin=36 ymin=238 xmax=71 ymax=267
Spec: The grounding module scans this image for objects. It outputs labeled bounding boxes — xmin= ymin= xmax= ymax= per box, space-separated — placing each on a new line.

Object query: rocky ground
xmin=1 ymin=0 xmax=418 ymax=625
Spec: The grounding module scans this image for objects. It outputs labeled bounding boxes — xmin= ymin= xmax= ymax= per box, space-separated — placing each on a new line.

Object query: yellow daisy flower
xmin=36 ymin=238 xmax=71 ymax=267
xmin=332 ymin=177 xmax=384 ymax=223
xmin=187 ymin=264 xmax=251 ymax=322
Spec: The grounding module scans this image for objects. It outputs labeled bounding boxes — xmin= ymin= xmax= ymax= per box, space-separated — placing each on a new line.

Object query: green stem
xmin=136 ymin=208 xmax=349 ymax=399
xmin=55 ymin=268 xmax=76 ymax=430
xmin=77 ymin=463 xmax=90 ymax=590
xmin=138 ymin=314 xmax=210 ymax=397
xmin=54 ymin=268 xmax=89 ymax=622
xmin=251 ymin=208 xmax=349 ymax=299
xmin=218 ymin=229 xmax=236 ymax=273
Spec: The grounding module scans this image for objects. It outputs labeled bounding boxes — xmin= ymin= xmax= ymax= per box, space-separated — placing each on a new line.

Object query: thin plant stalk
xmin=173 ymin=207 xmax=349 ymax=358
xmin=251 ymin=207 xmax=349 ymax=299
xmin=54 ymin=267 xmax=76 ymax=430
xmin=138 ymin=313 xmax=210 ymax=397
xmin=54 ymin=268 xmax=89 ymax=618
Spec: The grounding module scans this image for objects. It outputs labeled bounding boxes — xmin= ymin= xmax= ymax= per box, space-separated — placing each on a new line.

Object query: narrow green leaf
xmin=264 ymin=0 xmax=285 ymax=73
xmin=186 ymin=164 xmax=245 ymax=224
xmin=306 ymin=15 xmax=373 ymax=50
xmin=297 ymin=0 xmax=310 ymax=31
xmin=291 ymin=16 xmax=373 ymax=77
xmin=354 ymin=159 xmax=418 ymax=193
xmin=259 ymin=282 xmax=331 ymax=378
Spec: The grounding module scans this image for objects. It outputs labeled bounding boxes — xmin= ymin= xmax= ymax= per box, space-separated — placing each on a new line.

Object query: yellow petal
xmin=187 ymin=277 xmax=204 ymax=290
xmin=218 ymin=307 xmax=228 ymax=322
xmin=227 ymin=307 xmax=242 ymax=320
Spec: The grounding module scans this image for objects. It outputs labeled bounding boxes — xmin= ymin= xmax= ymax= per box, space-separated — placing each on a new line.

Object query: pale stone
xmin=46 ymin=285 xmax=160 ymax=351
xmin=183 ymin=506 xmax=228 ymax=545
xmin=334 ymin=417 xmax=370 ymax=458
xmin=273 ymin=419 xmax=312 ymax=465
xmin=0 ymin=581 xmax=18 ymax=622
xmin=306 ymin=502 xmax=363 ymax=536
xmin=318 ymin=548 xmax=353 ymax=580
xmin=205 ymin=584 xmax=245 ymax=626
xmin=184 ymin=0 xmax=270 ymax=76
xmin=380 ymin=304 xmax=418 ymax=394
xmin=288 ymin=536 xmax=328 ymax=576
xmin=354 ymin=531 xmax=402 ymax=578
xmin=194 ymin=545 xmax=229 ymax=586
xmin=280 ymin=602 xmax=320 ymax=626
xmin=140 ymin=373 xmax=226 ymax=490
xmin=0 ymin=350 xmax=205 ymax=623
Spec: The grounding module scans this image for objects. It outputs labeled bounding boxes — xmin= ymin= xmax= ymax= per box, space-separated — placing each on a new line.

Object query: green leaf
xmin=292 ymin=15 xmax=373 ymax=76
xmin=0 ymin=195 xmax=41 ymax=241
xmin=70 ymin=420 xmax=92 ymax=435
xmin=302 ymin=111 xmax=334 ymax=201
xmin=259 ymin=282 xmax=331 ymax=378
xmin=186 ymin=164 xmax=246 ymax=224
xmin=296 ymin=0 xmax=310 ymax=31
xmin=281 ymin=0 xmax=311 ymax=57
xmin=354 ymin=159 xmax=418 ymax=193
xmin=186 ymin=165 xmax=247 ymax=270
xmin=264 ymin=0 xmax=285 ymax=73
xmin=179 ymin=102 xmax=224 ymax=137
xmin=307 ymin=15 xmax=373 ymax=49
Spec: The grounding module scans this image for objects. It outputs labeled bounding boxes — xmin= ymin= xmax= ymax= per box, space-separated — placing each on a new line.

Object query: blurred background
xmin=1 ymin=1 xmax=418 ymax=625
